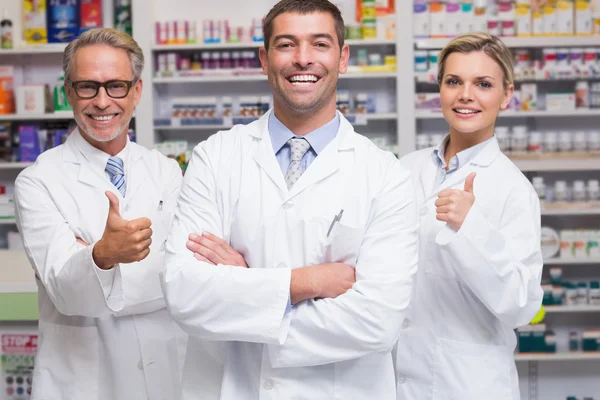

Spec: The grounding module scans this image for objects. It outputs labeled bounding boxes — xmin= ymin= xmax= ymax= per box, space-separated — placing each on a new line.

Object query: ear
xmin=259 ymin=47 xmax=269 ymax=75
xmin=338 ymin=43 xmax=350 ymax=74
xmin=64 ymin=81 xmax=75 ymax=108
xmin=133 ymin=78 xmax=143 ymax=106
xmin=500 ymin=83 xmax=514 ymax=111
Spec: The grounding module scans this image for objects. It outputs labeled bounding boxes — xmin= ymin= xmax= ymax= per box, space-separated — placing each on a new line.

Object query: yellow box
xmin=24 ymin=0 xmax=48 ymax=44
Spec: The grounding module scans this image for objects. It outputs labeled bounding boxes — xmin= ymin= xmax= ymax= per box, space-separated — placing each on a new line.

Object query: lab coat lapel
xmin=251 ymin=112 xmax=288 ymax=195
xmin=121 ymin=144 xmax=147 ymax=208
xmin=288 ymin=114 xmax=356 ymax=199
xmin=63 ymin=130 xmax=111 ymax=192
xmin=425 ymin=136 xmax=501 ymax=202
xmin=419 ymin=153 xmax=438 ymax=201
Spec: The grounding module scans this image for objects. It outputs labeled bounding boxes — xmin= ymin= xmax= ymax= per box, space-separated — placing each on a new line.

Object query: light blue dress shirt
xmin=269 ymin=111 xmax=340 ymax=175
xmin=432 ymin=135 xmax=493 ymax=191
xmin=268 ymin=111 xmax=340 ymax=313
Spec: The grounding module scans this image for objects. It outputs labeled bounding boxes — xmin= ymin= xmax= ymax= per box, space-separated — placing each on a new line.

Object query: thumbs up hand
xmin=92 ymin=191 xmax=153 ymax=270
xmin=435 ymin=172 xmax=477 ymax=231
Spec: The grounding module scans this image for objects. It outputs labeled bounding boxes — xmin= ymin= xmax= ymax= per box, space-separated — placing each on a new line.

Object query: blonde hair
xmin=63 ymin=28 xmax=144 ymax=80
xmin=437 ymin=32 xmax=514 ymax=89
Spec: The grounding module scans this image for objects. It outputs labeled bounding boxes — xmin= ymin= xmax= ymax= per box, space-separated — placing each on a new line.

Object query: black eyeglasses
xmin=66 ymin=79 xmax=139 ymax=99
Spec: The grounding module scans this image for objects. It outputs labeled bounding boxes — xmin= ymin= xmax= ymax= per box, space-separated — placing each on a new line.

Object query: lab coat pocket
xmin=150 ymin=210 xmax=174 ymax=252
xmin=319 ymin=218 xmax=363 ymax=266
xmin=432 ymin=337 xmax=512 ymax=400
xmin=34 ymin=322 xmax=99 ymax=400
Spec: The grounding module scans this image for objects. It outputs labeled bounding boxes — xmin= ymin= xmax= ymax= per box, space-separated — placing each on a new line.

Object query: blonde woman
xmin=395 ymin=33 xmax=543 ymax=400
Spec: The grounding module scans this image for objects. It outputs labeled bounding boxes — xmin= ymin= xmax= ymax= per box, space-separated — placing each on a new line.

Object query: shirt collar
xmin=268 ymin=111 xmax=340 ymax=155
xmin=72 ymin=128 xmax=130 ymax=174
xmin=432 ymin=134 xmax=493 ymax=170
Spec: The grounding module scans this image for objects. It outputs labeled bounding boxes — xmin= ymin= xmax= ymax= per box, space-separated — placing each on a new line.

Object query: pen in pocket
xmin=326 ymin=209 xmax=344 ymax=237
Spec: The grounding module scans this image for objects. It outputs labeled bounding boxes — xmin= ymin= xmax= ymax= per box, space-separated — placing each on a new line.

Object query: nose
xmin=293 ymin=43 xmax=314 ymax=69
xmin=459 ymin=83 xmax=473 ymax=102
xmin=92 ymin=86 xmax=111 ymax=109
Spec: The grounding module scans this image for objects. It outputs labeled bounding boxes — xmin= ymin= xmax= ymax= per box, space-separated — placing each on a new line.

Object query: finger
xmin=194 ymin=243 xmax=225 ymax=265
xmin=188 ymin=232 xmax=203 ymax=244
xmin=437 ymin=189 xmax=456 ymax=198
xmin=202 ymin=232 xmax=237 ymax=255
xmin=464 ymin=172 xmax=476 ymax=193
xmin=105 ymin=191 xmax=121 ymax=217
xmin=436 ymin=205 xmax=453 ymax=214
xmin=76 ymin=238 xmax=89 ymax=247
xmin=129 ymin=217 xmax=152 ymax=230
xmin=434 ymin=197 xmax=452 ymax=207
xmin=135 ymin=238 xmax=152 ymax=252
xmin=193 ymin=253 xmax=214 ymax=264
xmin=134 ymin=248 xmax=151 ymax=262
xmin=436 ymin=213 xmax=449 ymax=222
xmin=136 ymin=227 xmax=153 ymax=241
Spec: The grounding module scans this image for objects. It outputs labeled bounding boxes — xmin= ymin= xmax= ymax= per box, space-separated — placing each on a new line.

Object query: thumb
xmin=464 ymin=172 xmax=476 ymax=193
xmin=105 ymin=191 xmax=121 ymax=218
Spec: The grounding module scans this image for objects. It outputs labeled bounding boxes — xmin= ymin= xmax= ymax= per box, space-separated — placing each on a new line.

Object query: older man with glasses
xmin=14 ymin=28 xmax=186 ymax=400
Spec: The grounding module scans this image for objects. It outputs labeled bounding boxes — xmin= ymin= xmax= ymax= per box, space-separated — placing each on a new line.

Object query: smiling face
xmin=440 ymin=51 xmax=513 ymax=142
xmin=66 ymin=44 xmax=142 ymax=147
xmin=259 ymin=11 xmax=349 ymax=121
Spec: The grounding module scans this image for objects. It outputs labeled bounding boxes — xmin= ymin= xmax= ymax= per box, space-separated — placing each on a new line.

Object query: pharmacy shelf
xmin=415 ymin=109 xmax=600 ymax=120
xmin=544 ymin=258 xmax=600 ymax=265
xmin=514 ymin=352 xmax=600 ymax=362
xmin=0 ymin=218 xmax=16 ymax=224
xmin=151 ymin=38 xmax=396 ymax=51
xmin=0 ymin=162 xmax=33 ymax=170
xmin=541 ymin=207 xmax=600 ymax=216
xmin=154 ymin=112 xmax=397 ymax=130
xmin=0 ymin=44 xmax=68 ymax=55
xmin=544 ymin=305 xmax=600 ymax=313
xmin=153 ymin=71 xmax=397 ymax=84
xmin=0 ymin=111 xmax=74 ymax=121
xmin=512 ymin=158 xmax=600 ymax=172
xmin=0 ymin=250 xmax=36 ymax=294
xmin=415 ymin=36 xmax=600 ymax=50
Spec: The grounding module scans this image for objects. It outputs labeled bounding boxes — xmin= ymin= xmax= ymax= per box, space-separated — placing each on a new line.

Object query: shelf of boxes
xmin=151 ymin=38 xmax=396 ymax=51
xmin=0 ymin=219 xmax=16 ymax=225
xmin=0 ymin=162 xmax=33 ymax=170
xmin=0 ymin=111 xmax=74 ymax=121
xmin=153 ymin=112 xmax=398 ymax=130
xmin=153 ymin=71 xmax=397 ymax=84
xmin=514 ymin=352 xmax=600 ymax=362
xmin=414 ymin=37 xmax=600 ymax=50
xmin=415 ymin=109 xmax=600 ymax=119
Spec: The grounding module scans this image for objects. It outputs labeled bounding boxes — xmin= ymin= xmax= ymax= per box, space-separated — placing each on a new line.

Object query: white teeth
xmin=289 ymin=75 xmax=318 ymax=83
xmin=455 ymin=109 xmax=478 ymax=114
xmin=90 ymin=114 xmax=117 ymax=121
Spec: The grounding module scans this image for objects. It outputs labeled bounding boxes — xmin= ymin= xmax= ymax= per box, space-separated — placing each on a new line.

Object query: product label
xmin=1 ymin=335 xmax=37 ymax=400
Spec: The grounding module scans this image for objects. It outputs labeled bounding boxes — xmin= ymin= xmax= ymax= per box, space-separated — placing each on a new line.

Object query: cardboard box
xmin=16 ymin=85 xmax=52 ymax=114
xmin=23 ymin=0 xmax=48 ymax=44
xmin=47 ymin=0 xmax=79 ymax=43
xmin=546 ymin=92 xmax=576 ymax=111
xmin=80 ymin=0 xmax=103 ymax=34
xmin=0 ymin=66 xmax=15 ymax=115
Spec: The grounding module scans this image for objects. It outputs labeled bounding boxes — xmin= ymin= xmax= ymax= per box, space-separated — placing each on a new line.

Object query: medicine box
xmin=47 ymin=0 xmax=80 ymax=43
xmin=546 ymin=92 xmax=576 ymax=111
xmin=16 ymin=85 xmax=52 ymax=114
xmin=24 ymin=0 xmax=48 ymax=44
xmin=80 ymin=0 xmax=103 ymax=35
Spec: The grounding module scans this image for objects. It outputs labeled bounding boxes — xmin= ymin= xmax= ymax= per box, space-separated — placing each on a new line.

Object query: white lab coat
xmin=161 ymin=111 xmax=419 ymax=400
xmin=14 ymin=129 xmax=186 ymax=400
xmin=394 ymin=137 xmax=543 ymax=400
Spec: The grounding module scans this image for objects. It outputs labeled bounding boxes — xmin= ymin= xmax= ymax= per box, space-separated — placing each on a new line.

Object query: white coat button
xmin=263 ymin=379 xmax=274 ymax=390
xmin=137 ymin=361 xmax=143 ymax=370
xmin=402 ymin=319 xmax=411 ymax=328
xmin=397 ymin=376 xmax=406 ymax=384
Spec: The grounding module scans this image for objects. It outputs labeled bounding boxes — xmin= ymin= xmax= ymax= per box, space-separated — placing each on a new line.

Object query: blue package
xmin=53 ymin=129 xmax=69 ymax=147
xmin=18 ymin=126 xmax=42 ymax=162
xmin=47 ymin=0 xmax=80 ymax=43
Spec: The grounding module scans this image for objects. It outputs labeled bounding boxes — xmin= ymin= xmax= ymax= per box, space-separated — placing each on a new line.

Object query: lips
xmin=287 ymin=74 xmax=321 ymax=85
xmin=453 ymin=108 xmax=481 ymax=115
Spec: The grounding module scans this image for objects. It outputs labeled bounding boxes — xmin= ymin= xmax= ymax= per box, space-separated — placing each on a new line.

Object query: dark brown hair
xmin=263 ymin=0 xmax=345 ymax=51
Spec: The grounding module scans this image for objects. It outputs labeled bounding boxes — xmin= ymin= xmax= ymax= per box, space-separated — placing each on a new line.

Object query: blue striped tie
xmin=106 ymin=156 xmax=126 ymax=197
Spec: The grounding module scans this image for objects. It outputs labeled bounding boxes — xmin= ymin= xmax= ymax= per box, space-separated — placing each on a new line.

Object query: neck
xmin=272 ymin=97 xmax=337 ymax=136
xmin=80 ymin=129 xmax=128 ymax=156
xmin=444 ymin=125 xmax=494 ymax=164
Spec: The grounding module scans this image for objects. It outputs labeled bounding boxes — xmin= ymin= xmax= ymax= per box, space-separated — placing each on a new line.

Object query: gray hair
xmin=63 ymin=28 xmax=144 ymax=80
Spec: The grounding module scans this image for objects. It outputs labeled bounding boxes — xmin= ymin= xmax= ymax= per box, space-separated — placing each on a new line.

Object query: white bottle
xmin=511 ymin=125 xmax=528 ymax=154
xmin=588 ymin=130 xmax=600 ymax=152
xmin=573 ymin=131 xmax=588 ymax=152
xmin=558 ymin=131 xmax=573 ymax=152
xmin=543 ymin=131 xmax=558 ymax=153
xmin=495 ymin=126 xmax=511 ymax=153
xmin=573 ymin=180 xmax=587 ymax=202
xmin=528 ymin=131 xmax=542 ymax=153
xmin=554 ymin=180 xmax=568 ymax=202
xmin=416 ymin=134 xmax=430 ymax=150
xmin=588 ymin=179 xmax=599 ymax=201
xmin=532 ymin=176 xmax=546 ymax=202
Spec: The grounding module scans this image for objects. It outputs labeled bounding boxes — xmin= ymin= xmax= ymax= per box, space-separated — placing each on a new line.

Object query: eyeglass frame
xmin=65 ymin=78 xmax=139 ymax=99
